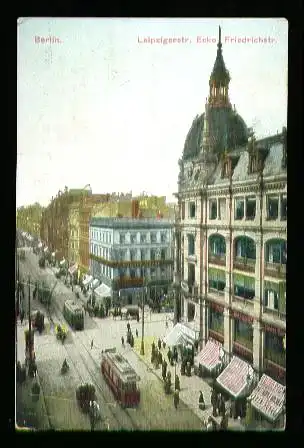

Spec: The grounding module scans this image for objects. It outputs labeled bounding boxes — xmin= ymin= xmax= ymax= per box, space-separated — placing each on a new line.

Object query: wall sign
xmin=231 ymin=310 xmax=253 ymax=324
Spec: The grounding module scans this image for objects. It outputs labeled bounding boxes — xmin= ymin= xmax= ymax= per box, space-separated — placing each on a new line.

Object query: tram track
xmin=20 ymin=253 xmax=139 ymax=430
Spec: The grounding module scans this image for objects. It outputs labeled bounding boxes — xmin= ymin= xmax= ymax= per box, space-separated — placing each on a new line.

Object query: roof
xmin=90 ymin=217 xmax=173 ymax=229
xmin=195 ymin=340 xmax=222 ymax=371
xmin=104 ymin=352 xmax=138 ymax=381
xmin=95 ymin=283 xmax=112 ymax=298
xmin=216 ymin=356 xmax=253 ymax=398
xmin=64 ymin=300 xmax=83 ymax=312
xmin=249 ymin=374 xmax=285 ymax=422
xmin=209 ymin=27 xmax=230 ymax=86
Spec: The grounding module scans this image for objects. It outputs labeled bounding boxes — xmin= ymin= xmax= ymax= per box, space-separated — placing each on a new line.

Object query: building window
xmin=246 ymin=197 xmax=256 ymax=220
xmin=265 ymin=240 xmax=286 ymax=264
xmin=130 ymin=234 xmax=137 ymax=244
xmin=130 ymin=249 xmax=136 ymax=261
xmin=161 ymin=267 xmax=166 ymax=277
xmin=140 ymin=249 xmax=145 ymax=261
xmin=130 ymin=269 xmax=136 ymax=279
xmin=140 ymin=233 xmax=146 ymax=244
xmin=235 ymin=237 xmax=256 ymax=260
xmin=188 ymin=234 xmax=195 ymax=256
xmin=181 ymin=202 xmax=185 ymax=220
xmin=209 ymin=309 xmax=224 ymax=333
xmin=209 ymin=200 xmax=217 ymax=220
xmin=235 ymin=198 xmax=244 ymax=220
xmin=267 ymin=195 xmax=279 ymax=220
xmin=120 ymin=234 xmax=125 ymax=244
xmin=161 ymin=233 xmax=166 ymax=243
xmin=264 ymin=290 xmax=279 ymax=310
xmin=160 ymin=248 xmax=166 ymax=260
xmin=233 ymin=275 xmax=255 ymax=300
xmin=150 ymin=232 xmax=157 ymax=243
xmin=218 ymin=198 xmax=226 ymax=220
xmin=209 ymin=235 xmax=226 ymax=256
xmin=221 ymin=161 xmax=230 ymax=178
xmin=189 ymin=202 xmax=196 ymax=218
xmin=151 ymin=249 xmax=156 ymax=261
xmin=151 ymin=268 xmax=156 ymax=278
xmin=281 ymin=195 xmax=287 ymax=221
xmin=234 ymin=320 xmax=253 ymax=348
xmin=248 ymin=154 xmax=258 ymax=174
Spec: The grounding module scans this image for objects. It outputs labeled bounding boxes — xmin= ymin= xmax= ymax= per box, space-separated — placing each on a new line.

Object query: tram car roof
xmin=64 ymin=300 xmax=83 ymax=313
xmin=102 ymin=352 xmax=139 ymax=382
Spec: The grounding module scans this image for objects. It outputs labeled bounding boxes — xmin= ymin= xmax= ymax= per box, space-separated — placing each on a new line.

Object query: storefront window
xmin=234 ymin=320 xmax=253 ymax=348
xmin=265 ymin=332 xmax=286 ymax=367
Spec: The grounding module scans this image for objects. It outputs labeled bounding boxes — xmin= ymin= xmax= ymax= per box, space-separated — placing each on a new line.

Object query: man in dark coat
xmin=162 ymin=360 xmax=167 ymax=381
xmin=127 ymin=322 xmax=130 ymax=332
xmin=158 ymin=338 xmax=162 ymax=351
xmin=211 ymin=388 xmax=218 ymax=417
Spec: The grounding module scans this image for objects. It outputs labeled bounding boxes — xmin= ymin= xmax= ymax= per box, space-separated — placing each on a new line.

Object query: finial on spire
xmin=219 ymin=26 xmax=221 ymax=45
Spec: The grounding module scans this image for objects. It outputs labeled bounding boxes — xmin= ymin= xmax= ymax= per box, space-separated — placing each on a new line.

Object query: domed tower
xmin=181 ymin=26 xmax=249 ymax=165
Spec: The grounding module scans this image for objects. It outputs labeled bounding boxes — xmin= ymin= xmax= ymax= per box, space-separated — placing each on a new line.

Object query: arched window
xmin=234 ymin=237 xmax=256 ymax=259
xmin=209 ymin=235 xmax=226 ymax=256
xmin=265 ymin=239 xmax=286 ymax=264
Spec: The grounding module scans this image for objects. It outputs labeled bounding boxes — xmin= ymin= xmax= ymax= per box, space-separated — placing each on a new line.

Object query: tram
xmin=63 ymin=300 xmax=84 ymax=331
xmin=101 ymin=350 xmax=140 ymax=408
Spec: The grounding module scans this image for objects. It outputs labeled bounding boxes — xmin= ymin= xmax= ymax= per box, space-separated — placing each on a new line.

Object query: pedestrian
xmin=91 ymin=339 xmax=94 ymax=350
xmin=199 ymin=391 xmax=206 ymax=411
xmin=127 ymin=322 xmax=130 ymax=332
xmin=20 ymin=310 xmax=24 ymax=325
xmin=162 ymin=360 xmax=167 ymax=381
xmin=167 ymin=348 xmax=172 ymax=364
xmin=136 ymin=329 xmax=138 ymax=337
xmin=175 ymin=374 xmax=180 ymax=391
xmin=173 ymin=389 xmax=179 ymax=409
xmin=121 ymin=336 xmax=125 ymax=347
xmin=158 ymin=338 xmax=162 ymax=351
xmin=211 ymin=388 xmax=217 ymax=417
xmin=166 ymin=320 xmax=168 ymax=329
xmin=162 ymin=340 xmax=166 ymax=350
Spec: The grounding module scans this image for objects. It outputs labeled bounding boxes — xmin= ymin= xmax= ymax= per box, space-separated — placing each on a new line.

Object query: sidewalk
xmin=131 ymin=336 xmax=245 ymax=430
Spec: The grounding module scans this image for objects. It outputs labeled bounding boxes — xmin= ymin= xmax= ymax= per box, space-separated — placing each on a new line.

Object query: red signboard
xmin=231 ymin=310 xmax=253 ymax=324
xmin=264 ymin=324 xmax=285 ymax=337
xmin=210 ymin=302 xmax=224 ymax=313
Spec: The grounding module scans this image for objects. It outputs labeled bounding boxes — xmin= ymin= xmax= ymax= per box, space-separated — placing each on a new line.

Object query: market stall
xmin=82 ymin=275 xmax=93 ymax=288
xmin=163 ymin=324 xmax=186 ymax=347
xmin=91 ymin=278 xmax=100 ymax=290
xmin=215 ymin=356 xmax=256 ymax=420
xmin=94 ymin=283 xmax=112 ymax=300
xmin=246 ymin=374 xmax=285 ymax=430
xmin=194 ymin=339 xmax=223 ymax=378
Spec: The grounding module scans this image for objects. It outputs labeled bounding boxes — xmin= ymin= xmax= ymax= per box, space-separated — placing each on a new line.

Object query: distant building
xmin=174 ymin=28 xmax=286 ymax=385
xmin=89 ymin=217 xmax=174 ymax=306
xmin=17 ymin=203 xmax=44 ymax=238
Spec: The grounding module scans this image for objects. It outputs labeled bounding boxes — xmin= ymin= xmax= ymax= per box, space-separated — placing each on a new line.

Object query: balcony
xmin=113 ymin=276 xmax=144 ymax=289
xmin=209 ymin=253 xmax=226 ymax=267
xmin=264 ymin=262 xmax=286 ymax=279
xmin=208 ymin=288 xmax=225 ymax=303
xmin=187 ymin=254 xmax=197 ymax=263
xmin=232 ymin=295 xmax=254 ymax=312
xmin=187 ymin=285 xmax=199 ymax=303
xmin=233 ymin=257 xmax=256 ymax=273
xmin=262 ymin=307 xmax=286 ymax=325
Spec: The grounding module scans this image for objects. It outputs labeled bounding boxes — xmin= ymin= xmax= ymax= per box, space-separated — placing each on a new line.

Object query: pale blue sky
xmin=17 ymin=18 xmax=287 ymax=208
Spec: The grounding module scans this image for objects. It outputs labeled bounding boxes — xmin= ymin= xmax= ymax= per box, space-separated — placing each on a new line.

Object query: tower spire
xmin=219 ymin=26 xmax=221 ymax=46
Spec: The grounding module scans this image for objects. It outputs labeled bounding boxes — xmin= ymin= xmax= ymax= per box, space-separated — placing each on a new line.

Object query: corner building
xmin=174 ymin=27 xmax=286 ymax=385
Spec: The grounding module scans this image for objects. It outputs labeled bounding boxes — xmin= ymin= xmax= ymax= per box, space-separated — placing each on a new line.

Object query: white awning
xmin=177 ymin=323 xmax=197 ymax=344
xmin=195 ymin=339 xmax=222 ymax=371
xmin=52 ymin=252 xmax=55 ymax=257
xmin=249 ymin=374 xmax=285 ymax=422
xmin=44 ymin=247 xmax=48 ymax=252
xmin=59 ymin=259 xmax=66 ymax=266
xmin=38 ymin=243 xmax=42 ymax=248
xmin=95 ymin=283 xmax=111 ymax=298
xmin=216 ymin=356 xmax=254 ymax=398
xmin=92 ymin=279 xmax=100 ymax=289
xmin=83 ymin=275 xmax=93 ymax=287
xmin=163 ymin=324 xmax=186 ymax=347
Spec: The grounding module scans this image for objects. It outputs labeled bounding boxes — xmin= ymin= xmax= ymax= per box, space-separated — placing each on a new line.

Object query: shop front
xmin=208 ymin=302 xmax=224 ymax=344
xmin=215 ymin=356 xmax=256 ymax=420
xmin=263 ymin=323 xmax=286 ymax=385
xmin=231 ymin=310 xmax=254 ymax=364
xmin=246 ymin=374 xmax=285 ymax=430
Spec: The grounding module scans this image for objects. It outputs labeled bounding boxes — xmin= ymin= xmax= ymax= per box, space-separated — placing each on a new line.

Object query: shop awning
xmin=95 ymin=283 xmax=112 ymax=298
xmin=92 ymin=279 xmax=100 ymax=289
xmin=195 ymin=340 xmax=222 ymax=371
xmin=38 ymin=243 xmax=43 ymax=248
xmin=163 ymin=324 xmax=185 ymax=347
xmin=82 ymin=275 xmax=93 ymax=287
xmin=44 ymin=247 xmax=49 ymax=253
xmin=249 ymin=374 xmax=285 ymax=422
xmin=216 ymin=356 xmax=254 ymax=399
xmin=51 ymin=252 xmax=55 ymax=257
xmin=59 ymin=259 xmax=66 ymax=266
xmin=69 ymin=264 xmax=78 ymax=275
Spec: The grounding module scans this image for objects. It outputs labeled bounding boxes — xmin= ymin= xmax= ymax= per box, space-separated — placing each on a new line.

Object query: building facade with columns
xmin=174 ymin=28 xmax=286 ymax=385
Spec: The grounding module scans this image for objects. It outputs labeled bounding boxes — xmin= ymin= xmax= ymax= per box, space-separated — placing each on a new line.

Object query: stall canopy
xmin=178 ymin=323 xmax=197 ymax=345
xmin=92 ymin=279 xmax=100 ymax=290
xmin=248 ymin=374 xmax=285 ymax=422
xmin=95 ymin=283 xmax=112 ymax=298
xmin=44 ymin=247 xmax=49 ymax=253
xmin=82 ymin=275 xmax=93 ymax=287
xmin=216 ymin=356 xmax=254 ymax=399
xmin=69 ymin=264 xmax=78 ymax=275
xmin=59 ymin=259 xmax=66 ymax=266
xmin=51 ymin=252 xmax=55 ymax=257
xmin=38 ymin=243 xmax=43 ymax=248
xmin=163 ymin=324 xmax=185 ymax=347
xmin=195 ymin=339 xmax=222 ymax=372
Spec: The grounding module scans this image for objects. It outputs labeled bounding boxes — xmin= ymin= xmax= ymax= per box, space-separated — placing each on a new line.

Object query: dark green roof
xmin=209 ymin=27 xmax=230 ymax=86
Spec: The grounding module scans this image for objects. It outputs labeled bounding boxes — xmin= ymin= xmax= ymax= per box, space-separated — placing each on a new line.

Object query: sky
xmin=17 ymin=17 xmax=288 ymax=208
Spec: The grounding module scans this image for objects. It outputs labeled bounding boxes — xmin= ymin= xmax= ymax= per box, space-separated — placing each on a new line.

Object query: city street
xmin=16 ymin=248 xmax=203 ymax=430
